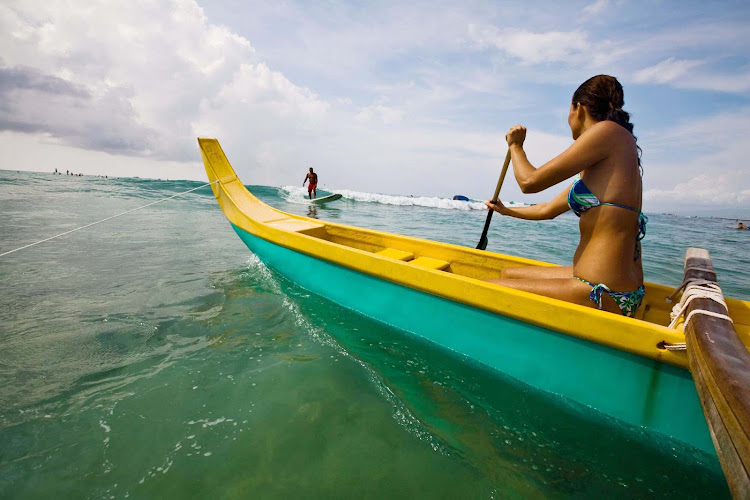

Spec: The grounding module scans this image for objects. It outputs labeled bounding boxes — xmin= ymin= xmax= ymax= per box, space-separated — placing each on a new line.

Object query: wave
xmin=277 ymin=185 xmax=332 ymax=204
xmin=279 ymin=185 xmax=528 ymax=211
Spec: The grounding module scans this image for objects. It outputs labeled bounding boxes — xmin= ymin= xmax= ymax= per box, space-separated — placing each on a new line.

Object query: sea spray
xmin=279 ymin=185 xmax=528 ymax=211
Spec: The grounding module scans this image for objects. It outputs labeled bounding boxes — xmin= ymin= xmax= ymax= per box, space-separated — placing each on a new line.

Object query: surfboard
xmin=310 ymin=193 xmax=342 ymax=204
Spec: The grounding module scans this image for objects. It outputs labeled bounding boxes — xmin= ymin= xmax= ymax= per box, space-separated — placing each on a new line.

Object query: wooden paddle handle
xmin=491 ymin=149 xmax=512 ymax=202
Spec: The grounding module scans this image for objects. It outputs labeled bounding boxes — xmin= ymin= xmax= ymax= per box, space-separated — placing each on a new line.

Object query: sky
xmin=1 ymin=0 xmax=749 ymax=216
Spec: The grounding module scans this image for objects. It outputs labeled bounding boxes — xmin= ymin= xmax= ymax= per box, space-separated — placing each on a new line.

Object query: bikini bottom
xmin=573 ymin=276 xmax=645 ymax=317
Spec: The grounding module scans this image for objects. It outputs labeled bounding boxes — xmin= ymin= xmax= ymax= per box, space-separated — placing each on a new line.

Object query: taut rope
xmin=0 ymin=180 xmax=219 ymax=258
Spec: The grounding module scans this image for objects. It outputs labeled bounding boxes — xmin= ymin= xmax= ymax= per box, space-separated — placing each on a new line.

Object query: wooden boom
xmin=683 ymin=248 xmax=750 ymax=498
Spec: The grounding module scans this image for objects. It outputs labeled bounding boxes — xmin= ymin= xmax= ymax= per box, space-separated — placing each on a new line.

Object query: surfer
xmin=737 ymin=222 xmax=748 ymax=230
xmin=303 ymin=167 xmax=318 ymax=199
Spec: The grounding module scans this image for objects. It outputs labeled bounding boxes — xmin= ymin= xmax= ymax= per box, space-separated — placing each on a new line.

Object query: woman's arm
xmin=485 ymin=185 xmax=571 ymax=221
xmin=507 ymin=123 xmax=612 ymax=194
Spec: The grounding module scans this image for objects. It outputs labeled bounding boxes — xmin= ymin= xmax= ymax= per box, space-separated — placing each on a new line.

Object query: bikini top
xmin=568 ymin=174 xmax=647 ymax=259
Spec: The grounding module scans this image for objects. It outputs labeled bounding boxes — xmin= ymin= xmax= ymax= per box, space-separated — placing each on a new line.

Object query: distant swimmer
xmin=303 ymin=167 xmax=318 ymax=199
xmin=737 ymin=222 xmax=748 ymax=230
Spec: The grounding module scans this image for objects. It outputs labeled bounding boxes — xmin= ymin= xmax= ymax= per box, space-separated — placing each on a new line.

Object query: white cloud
xmin=355 ymin=102 xmax=405 ymax=124
xmin=643 ymin=109 xmax=750 ymax=155
xmin=583 ymin=0 xmax=610 ymax=17
xmin=214 ymin=63 xmax=327 ymax=119
xmin=0 ymin=0 xmax=310 ymax=162
xmin=466 ymin=23 xmax=629 ymax=70
xmin=645 ymin=172 xmax=750 ymax=205
xmin=633 ymin=58 xmax=704 ymax=85
xmin=468 ymin=25 xmax=590 ymax=65
xmin=632 ymin=57 xmax=750 ymax=93
xmin=640 ymin=109 xmax=750 ymax=211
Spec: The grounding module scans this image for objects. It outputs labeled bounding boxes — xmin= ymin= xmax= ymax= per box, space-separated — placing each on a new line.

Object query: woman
xmin=485 ymin=75 xmax=646 ymax=317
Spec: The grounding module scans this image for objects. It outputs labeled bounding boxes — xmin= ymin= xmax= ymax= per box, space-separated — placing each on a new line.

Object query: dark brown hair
xmin=572 ymin=75 xmax=640 ymax=164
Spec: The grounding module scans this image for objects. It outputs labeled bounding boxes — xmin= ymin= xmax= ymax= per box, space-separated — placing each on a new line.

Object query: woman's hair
xmin=572 ymin=74 xmax=640 ymax=164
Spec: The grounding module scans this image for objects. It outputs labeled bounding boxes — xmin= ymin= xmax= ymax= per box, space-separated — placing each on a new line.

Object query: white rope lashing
xmin=665 ymin=266 xmax=719 ymax=303
xmin=668 ymin=279 xmax=733 ymax=329
xmin=662 ymin=274 xmax=734 ymax=351
xmin=661 ymin=277 xmax=734 ymax=351
xmin=0 ymin=180 xmax=219 ymax=258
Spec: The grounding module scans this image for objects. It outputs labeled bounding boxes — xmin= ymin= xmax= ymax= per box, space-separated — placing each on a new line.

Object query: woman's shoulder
xmin=591 ymin=120 xmax=629 ymax=135
xmin=586 ymin=120 xmax=636 ymax=147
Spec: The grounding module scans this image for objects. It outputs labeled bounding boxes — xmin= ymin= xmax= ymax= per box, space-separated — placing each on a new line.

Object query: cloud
xmin=468 ymin=25 xmax=589 ymax=65
xmin=0 ymin=65 xmax=157 ymax=155
xmin=640 ymin=108 xmax=750 ymax=210
xmin=355 ymin=100 xmax=405 ymax=124
xmin=583 ymin=0 xmax=610 ymax=18
xmin=213 ymin=62 xmax=328 ymax=120
xmin=633 ymin=57 xmax=750 ymax=93
xmin=633 ymin=58 xmax=704 ymax=85
xmin=0 ymin=65 xmax=87 ymax=97
xmin=465 ymin=23 xmax=630 ymax=70
xmin=0 ymin=0 xmax=270 ymax=161
xmin=643 ymin=109 xmax=750 ymax=155
xmin=644 ymin=172 xmax=750 ymax=206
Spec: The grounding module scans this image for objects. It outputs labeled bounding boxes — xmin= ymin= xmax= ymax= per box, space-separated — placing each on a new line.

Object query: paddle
xmin=476 ymin=149 xmax=512 ymax=250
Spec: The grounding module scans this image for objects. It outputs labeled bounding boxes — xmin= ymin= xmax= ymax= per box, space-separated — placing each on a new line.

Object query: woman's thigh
xmin=485 ymin=276 xmax=621 ymax=314
xmin=501 ymin=265 xmax=574 ymax=280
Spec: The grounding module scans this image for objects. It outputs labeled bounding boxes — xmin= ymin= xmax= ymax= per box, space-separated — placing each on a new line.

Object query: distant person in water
xmin=484 ymin=75 xmax=646 ymax=317
xmin=738 ymin=222 xmax=748 ymax=230
xmin=303 ymin=167 xmax=318 ymax=199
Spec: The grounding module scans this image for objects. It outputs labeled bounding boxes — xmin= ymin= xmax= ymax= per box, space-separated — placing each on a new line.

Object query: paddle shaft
xmin=476 ymin=149 xmax=512 ymax=250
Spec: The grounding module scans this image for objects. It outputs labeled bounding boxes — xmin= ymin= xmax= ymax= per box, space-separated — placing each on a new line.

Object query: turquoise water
xmin=1 ymin=170 xmax=746 ymax=498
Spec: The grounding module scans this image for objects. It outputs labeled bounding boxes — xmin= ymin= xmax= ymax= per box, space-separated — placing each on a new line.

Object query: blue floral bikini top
xmin=568 ymin=174 xmax=647 ymax=260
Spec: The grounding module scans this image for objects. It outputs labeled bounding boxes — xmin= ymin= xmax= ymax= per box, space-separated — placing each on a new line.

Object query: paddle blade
xmin=476 ymin=234 xmax=488 ymax=251
xmin=476 ymin=209 xmax=494 ymax=250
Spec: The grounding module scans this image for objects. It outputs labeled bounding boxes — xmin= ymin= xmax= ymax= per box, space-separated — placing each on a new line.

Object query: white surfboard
xmin=310 ymin=193 xmax=342 ymax=204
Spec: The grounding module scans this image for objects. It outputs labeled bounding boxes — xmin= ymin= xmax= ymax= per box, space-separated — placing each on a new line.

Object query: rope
xmin=665 ymin=265 xmax=716 ymax=303
xmin=667 ymin=278 xmax=733 ymax=330
xmin=0 ymin=180 xmax=219 ymax=258
xmin=662 ymin=342 xmax=687 ymax=351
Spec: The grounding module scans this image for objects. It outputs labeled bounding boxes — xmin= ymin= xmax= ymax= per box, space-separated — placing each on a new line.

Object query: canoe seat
xmin=265 ymin=218 xmax=325 ymax=236
xmin=376 ymin=248 xmax=414 ymax=261
xmin=409 ymin=256 xmax=449 ymax=271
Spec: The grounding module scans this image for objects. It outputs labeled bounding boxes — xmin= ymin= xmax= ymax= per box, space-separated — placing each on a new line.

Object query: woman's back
xmin=573 ymin=121 xmax=643 ymax=291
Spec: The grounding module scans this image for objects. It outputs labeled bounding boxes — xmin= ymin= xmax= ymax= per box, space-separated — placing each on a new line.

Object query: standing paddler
xmin=303 ymin=167 xmax=318 ymax=199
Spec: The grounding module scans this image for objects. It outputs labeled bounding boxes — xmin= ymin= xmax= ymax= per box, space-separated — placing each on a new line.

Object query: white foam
xmin=279 ymin=185 xmax=527 ymax=211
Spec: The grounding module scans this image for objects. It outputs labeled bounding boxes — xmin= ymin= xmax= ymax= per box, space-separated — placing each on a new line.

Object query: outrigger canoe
xmin=199 ymin=138 xmax=750 ymax=491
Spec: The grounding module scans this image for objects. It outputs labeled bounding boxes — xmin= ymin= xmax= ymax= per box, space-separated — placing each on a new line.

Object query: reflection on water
xmin=307 ymin=204 xmax=318 ymax=219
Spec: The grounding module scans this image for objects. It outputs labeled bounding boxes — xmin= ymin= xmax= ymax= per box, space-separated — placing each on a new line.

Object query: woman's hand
xmin=485 ymin=199 xmax=507 ymax=215
xmin=506 ymin=125 xmax=526 ymax=147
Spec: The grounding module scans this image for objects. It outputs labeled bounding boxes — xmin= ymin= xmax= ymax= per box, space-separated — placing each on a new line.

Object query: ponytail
xmin=573 ymin=75 xmax=640 ymax=166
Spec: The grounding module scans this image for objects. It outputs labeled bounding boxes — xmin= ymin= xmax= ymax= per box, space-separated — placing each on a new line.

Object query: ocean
xmin=1 ymin=170 xmax=747 ymax=499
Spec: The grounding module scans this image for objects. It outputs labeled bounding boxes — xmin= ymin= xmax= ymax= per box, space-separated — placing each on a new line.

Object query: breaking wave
xmin=279 ymin=185 xmax=527 ymax=211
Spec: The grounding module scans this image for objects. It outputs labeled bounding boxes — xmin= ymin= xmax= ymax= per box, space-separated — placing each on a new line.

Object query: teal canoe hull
xmin=231 ymin=224 xmax=715 ymax=455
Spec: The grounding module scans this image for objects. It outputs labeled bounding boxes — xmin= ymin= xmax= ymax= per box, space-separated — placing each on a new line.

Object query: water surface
xmin=2 ymin=171 xmax=746 ymax=498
